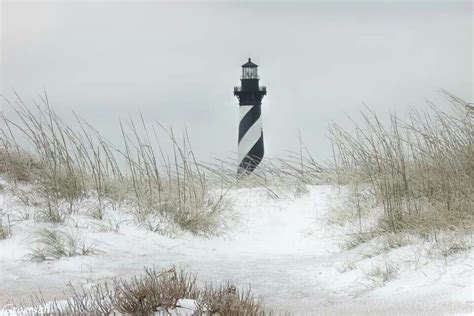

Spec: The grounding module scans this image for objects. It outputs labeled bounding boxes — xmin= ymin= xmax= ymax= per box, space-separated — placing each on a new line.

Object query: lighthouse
xmin=233 ymin=58 xmax=267 ymax=174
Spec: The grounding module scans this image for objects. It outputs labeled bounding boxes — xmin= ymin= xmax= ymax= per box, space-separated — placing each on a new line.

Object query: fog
xmin=1 ymin=1 xmax=472 ymax=162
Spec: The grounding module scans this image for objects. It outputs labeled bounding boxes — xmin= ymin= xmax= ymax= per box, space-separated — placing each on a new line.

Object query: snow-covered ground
xmin=0 ymin=184 xmax=472 ymax=315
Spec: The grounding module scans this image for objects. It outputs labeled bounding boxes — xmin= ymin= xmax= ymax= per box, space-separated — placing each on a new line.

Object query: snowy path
xmin=1 ymin=186 xmax=473 ymax=314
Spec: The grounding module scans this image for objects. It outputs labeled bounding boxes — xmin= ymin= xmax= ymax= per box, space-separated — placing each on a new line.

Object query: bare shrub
xmin=6 ymin=266 xmax=279 ymax=315
xmin=197 ymin=282 xmax=274 ymax=315
xmin=63 ymin=282 xmax=114 ymax=315
xmin=112 ymin=267 xmax=199 ymax=314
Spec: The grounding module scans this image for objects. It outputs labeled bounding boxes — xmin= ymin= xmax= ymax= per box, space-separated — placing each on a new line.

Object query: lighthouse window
xmin=251 ymin=68 xmax=257 ymax=78
xmin=243 ymin=68 xmax=250 ymax=78
xmin=242 ymin=67 xmax=258 ymax=79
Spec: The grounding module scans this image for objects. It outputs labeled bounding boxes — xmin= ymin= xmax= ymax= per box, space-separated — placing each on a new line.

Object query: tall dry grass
xmin=0 ymin=93 xmax=229 ymax=236
xmin=202 ymin=133 xmax=329 ymax=199
xmin=330 ymin=92 xmax=473 ymax=236
xmin=0 ymin=92 xmax=334 ymax=244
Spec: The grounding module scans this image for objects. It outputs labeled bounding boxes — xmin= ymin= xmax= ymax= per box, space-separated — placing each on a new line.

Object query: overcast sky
xmin=1 ymin=1 xmax=472 ymax=162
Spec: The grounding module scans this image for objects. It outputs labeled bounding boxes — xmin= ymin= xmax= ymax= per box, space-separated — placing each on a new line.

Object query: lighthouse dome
xmin=242 ymin=58 xmax=258 ymax=68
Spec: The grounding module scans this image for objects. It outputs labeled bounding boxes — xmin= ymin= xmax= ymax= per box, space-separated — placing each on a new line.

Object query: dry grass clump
xmin=426 ymin=232 xmax=473 ymax=258
xmin=330 ymin=92 xmax=473 ymax=237
xmin=0 ymin=93 xmax=229 ymax=236
xmin=197 ymin=282 xmax=271 ymax=315
xmin=33 ymin=202 xmax=66 ymax=224
xmin=112 ymin=267 xmax=199 ymax=314
xmin=0 ymin=215 xmax=12 ymax=239
xmin=27 ymin=227 xmax=99 ymax=261
xmin=343 ymin=232 xmax=380 ymax=250
xmin=6 ymin=266 xmax=278 ymax=315
xmin=0 ymin=150 xmax=42 ymax=183
xmin=365 ymin=260 xmax=399 ymax=287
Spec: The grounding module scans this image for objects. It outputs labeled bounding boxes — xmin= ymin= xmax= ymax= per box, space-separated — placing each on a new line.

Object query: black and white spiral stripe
xmin=238 ymin=104 xmax=264 ymax=173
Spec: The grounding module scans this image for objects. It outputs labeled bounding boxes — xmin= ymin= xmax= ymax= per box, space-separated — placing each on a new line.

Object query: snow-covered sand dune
xmin=0 ymin=185 xmax=472 ymax=314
